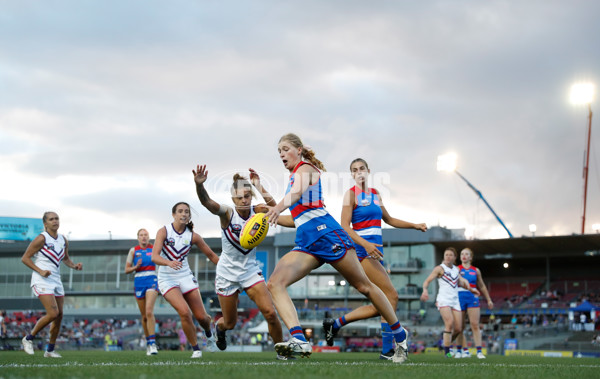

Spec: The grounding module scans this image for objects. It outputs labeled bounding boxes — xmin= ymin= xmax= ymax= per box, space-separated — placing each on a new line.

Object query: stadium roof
xmin=431 ymin=234 xmax=600 ymax=259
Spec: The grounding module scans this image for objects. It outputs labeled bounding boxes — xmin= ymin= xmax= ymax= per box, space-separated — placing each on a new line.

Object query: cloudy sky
xmin=1 ymin=1 xmax=599 ymax=241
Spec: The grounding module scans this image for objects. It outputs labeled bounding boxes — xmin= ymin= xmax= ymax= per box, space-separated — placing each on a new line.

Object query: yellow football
xmin=240 ymin=212 xmax=269 ymax=249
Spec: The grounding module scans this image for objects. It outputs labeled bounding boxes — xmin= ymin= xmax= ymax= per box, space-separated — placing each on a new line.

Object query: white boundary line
xmin=2 ymin=361 xmax=600 ymax=369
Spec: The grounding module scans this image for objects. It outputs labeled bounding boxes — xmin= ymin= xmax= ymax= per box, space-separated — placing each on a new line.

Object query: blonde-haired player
xmin=193 ymin=165 xmax=294 ymax=360
xmin=125 ymin=228 xmax=159 ymax=355
xmin=456 ymin=248 xmax=493 ymax=359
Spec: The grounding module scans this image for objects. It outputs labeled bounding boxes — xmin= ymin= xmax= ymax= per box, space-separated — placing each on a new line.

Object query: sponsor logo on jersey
xmin=317 ymin=224 xmax=327 ymax=231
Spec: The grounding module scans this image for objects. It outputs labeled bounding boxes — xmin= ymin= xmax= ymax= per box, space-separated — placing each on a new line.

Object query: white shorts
xmin=158 ymin=269 xmax=199 ymax=296
xmin=215 ymin=272 xmax=265 ymax=297
xmin=31 ymin=274 xmax=64 ymax=297
xmin=436 ymin=294 xmax=461 ymax=312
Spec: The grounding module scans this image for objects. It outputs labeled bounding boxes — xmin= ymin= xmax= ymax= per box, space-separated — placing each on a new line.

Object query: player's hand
xmin=249 ymin=168 xmax=261 ymax=187
xmin=471 ymin=288 xmax=481 ymax=297
xmin=134 ymin=260 xmax=142 ymax=269
xmin=264 ymin=206 xmax=280 ymax=226
xmin=415 ymin=223 xmax=428 ymax=232
xmin=192 ymin=164 xmax=208 ymax=186
xmin=487 ymin=300 xmax=494 ymax=309
xmin=40 ymin=270 xmax=51 ymax=278
xmin=365 ymin=243 xmax=384 ymax=260
xmin=420 ymin=290 xmax=429 ymax=302
xmin=168 ymin=261 xmax=183 ymax=270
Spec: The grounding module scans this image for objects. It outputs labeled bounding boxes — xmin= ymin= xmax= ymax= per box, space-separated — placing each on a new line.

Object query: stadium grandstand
xmin=1 ymin=226 xmax=599 ymax=355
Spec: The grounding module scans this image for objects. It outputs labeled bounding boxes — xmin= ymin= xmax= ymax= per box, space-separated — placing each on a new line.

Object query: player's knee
xmin=386 ymin=291 xmax=399 ymax=309
xmin=353 ymin=281 xmax=371 ymax=296
xmin=145 ymin=309 xmax=154 ymax=319
xmin=262 ymin=307 xmax=278 ymax=323
xmin=267 ymin=279 xmax=282 ymax=293
xmin=222 ymin=319 xmax=236 ymax=330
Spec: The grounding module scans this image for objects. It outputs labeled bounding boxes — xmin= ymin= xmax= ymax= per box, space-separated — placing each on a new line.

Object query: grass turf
xmin=1 ymin=350 xmax=599 ymax=379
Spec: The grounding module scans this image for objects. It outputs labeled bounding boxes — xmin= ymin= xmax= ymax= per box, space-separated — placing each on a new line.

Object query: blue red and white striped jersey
xmin=458 ymin=264 xmax=478 ymax=292
xmin=158 ymin=224 xmax=192 ymax=275
xmin=218 ymin=206 xmax=260 ymax=281
xmin=437 ymin=263 xmax=459 ymax=298
xmin=133 ymin=244 xmax=155 ymax=278
xmin=350 ymin=186 xmax=383 ymax=252
xmin=287 ymin=161 xmax=342 ymax=247
xmin=32 ymin=232 xmax=66 ymax=277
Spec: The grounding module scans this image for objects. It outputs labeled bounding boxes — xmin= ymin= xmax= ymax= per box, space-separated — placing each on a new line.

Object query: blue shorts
xmin=291 ymin=229 xmax=353 ymax=264
xmin=134 ymin=275 xmax=158 ymax=299
xmin=458 ymin=290 xmax=480 ymax=310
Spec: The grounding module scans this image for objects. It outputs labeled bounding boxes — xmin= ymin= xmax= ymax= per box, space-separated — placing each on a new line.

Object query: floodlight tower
xmin=570 ymin=82 xmax=595 ymax=234
xmin=437 ymin=153 xmax=514 ymax=238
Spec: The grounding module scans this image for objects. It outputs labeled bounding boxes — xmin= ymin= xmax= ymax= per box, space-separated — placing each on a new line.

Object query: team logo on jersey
xmin=232 ymin=224 xmax=242 ymax=236
xmin=331 ymin=244 xmax=342 ymax=253
xmin=47 ymin=244 xmax=55 ymax=252
xmin=166 ymin=238 xmax=175 ymax=247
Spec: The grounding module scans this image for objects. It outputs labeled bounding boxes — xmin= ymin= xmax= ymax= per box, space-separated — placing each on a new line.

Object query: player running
xmin=21 ymin=211 xmax=83 ymax=358
xmin=193 ymin=165 xmax=294 ymax=360
xmin=264 ymin=133 xmax=410 ymax=363
xmin=323 ymin=158 xmax=427 ymax=360
xmin=151 ymin=202 xmax=220 ymax=358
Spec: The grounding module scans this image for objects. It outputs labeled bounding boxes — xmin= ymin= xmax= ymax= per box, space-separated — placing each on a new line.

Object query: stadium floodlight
xmin=437 ymin=153 xmax=514 ymax=238
xmin=529 ymin=224 xmax=537 ymax=237
xmin=570 ymin=82 xmax=595 ymax=234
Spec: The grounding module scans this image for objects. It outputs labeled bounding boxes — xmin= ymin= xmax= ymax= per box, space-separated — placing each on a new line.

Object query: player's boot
xmin=379 ymin=349 xmax=394 ymax=360
xmin=476 ymin=351 xmax=486 ymax=359
xmin=462 ymin=350 xmax=471 ymax=358
xmin=322 ymin=318 xmax=338 ymax=347
xmin=454 ymin=350 xmax=462 ymax=358
xmin=274 ymin=338 xmax=312 ymax=358
xmin=149 ymin=344 xmax=158 ymax=355
xmin=191 ymin=350 xmax=202 ymax=358
xmin=22 ymin=337 xmax=34 ymax=355
xmin=146 ymin=345 xmax=151 ymax=356
xmin=206 ymin=335 xmax=218 ymax=352
xmin=216 ymin=327 xmax=227 ymax=351
xmin=391 ymin=328 xmax=408 ymax=364
xmin=44 ymin=351 xmax=62 ymax=358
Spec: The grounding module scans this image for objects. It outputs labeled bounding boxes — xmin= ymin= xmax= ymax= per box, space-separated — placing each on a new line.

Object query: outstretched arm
xmin=249 ymin=168 xmax=276 ymax=206
xmin=264 ymin=165 xmax=317 ymax=225
xmin=380 ymin=199 xmax=427 ymax=232
xmin=254 ymin=204 xmax=295 ymax=228
xmin=193 ymin=164 xmax=231 ymax=227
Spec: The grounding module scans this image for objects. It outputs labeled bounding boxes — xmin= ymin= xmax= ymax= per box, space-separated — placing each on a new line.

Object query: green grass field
xmin=1 ymin=351 xmax=599 ymax=379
